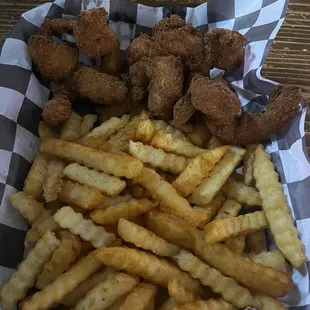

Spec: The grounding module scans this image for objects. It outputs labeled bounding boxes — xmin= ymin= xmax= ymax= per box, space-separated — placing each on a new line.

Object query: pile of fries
xmin=0 ymin=109 xmax=306 ymax=310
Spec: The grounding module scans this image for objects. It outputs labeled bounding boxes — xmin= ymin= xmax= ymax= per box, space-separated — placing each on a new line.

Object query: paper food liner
xmin=0 ymin=0 xmax=309 ymax=308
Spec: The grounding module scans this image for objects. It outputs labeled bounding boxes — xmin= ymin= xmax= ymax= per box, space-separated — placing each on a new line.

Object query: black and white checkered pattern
xmin=0 ymin=0 xmax=309 ymax=308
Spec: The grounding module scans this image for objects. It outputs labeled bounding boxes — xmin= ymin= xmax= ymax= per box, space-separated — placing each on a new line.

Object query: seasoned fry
xmin=36 ymin=233 xmax=82 ymax=289
xmin=129 ymin=141 xmax=190 ymax=174
xmin=25 ymin=211 xmax=60 ymax=246
xmin=80 ymin=116 xmax=128 ymax=147
xmin=99 ymin=141 xmax=128 ymax=155
xmin=90 ymin=198 xmax=158 ymax=225
xmin=248 ymin=249 xmax=288 ymax=273
xmin=59 ymin=180 xmax=104 ymax=210
xmin=40 ymin=138 xmax=143 ymax=179
xmin=256 ymin=295 xmax=286 ymax=310
xmin=253 ymin=145 xmax=307 ymax=268
xmin=74 ymin=272 xmax=138 ymax=310
xmin=9 ymin=191 xmax=44 ymax=223
xmin=203 ymin=211 xmax=268 ymax=244
xmin=23 ymin=153 xmax=49 ymax=198
xmin=60 ymin=111 xmax=83 ymax=141
xmin=117 ymin=219 xmax=180 ymax=257
xmin=63 ymin=163 xmax=126 ymax=196
xmin=173 ymin=250 xmax=260 ymax=309
xmin=243 ymin=144 xmax=257 ymax=186
xmin=54 ymin=206 xmax=116 ymax=248
xmin=98 ymin=194 xmax=132 ymax=208
xmin=61 ymin=267 xmax=116 ymax=307
xmin=152 ymin=120 xmax=189 ymax=142
xmin=214 ymin=198 xmax=242 ymax=220
xmin=246 ymin=230 xmax=266 ymax=253
xmin=119 ymin=282 xmax=158 ymax=310
xmin=135 ymin=119 xmax=156 ymax=144
xmin=134 ymin=167 xmax=211 ymax=226
xmin=80 ymin=114 xmax=98 ymax=138
xmin=0 ymin=232 xmax=60 ymax=310
xmin=168 ymin=279 xmax=195 ymax=304
xmin=172 ymin=146 xmax=229 ymax=197
xmin=225 ymin=236 xmax=246 ymax=254
xmin=38 ymin=121 xmax=55 ymax=140
xmin=222 ymin=178 xmax=262 ymax=206
xmin=106 ymin=294 xmax=130 ymax=310
xmin=92 ymin=247 xmax=201 ymax=294
xmin=151 ymin=131 xmax=205 ymax=158
xmin=21 ymin=255 xmax=103 ymax=310
xmin=207 ymin=136 xmax=222 ymax=149
xmin=174 ymin=298 xmax=235 ymax=310
xmin=189 ymin=147 xmax=246 ymax=206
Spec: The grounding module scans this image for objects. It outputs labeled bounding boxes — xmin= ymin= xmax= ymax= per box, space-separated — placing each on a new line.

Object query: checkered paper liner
xmin=0 ymin=0 xmax=309 ymax=308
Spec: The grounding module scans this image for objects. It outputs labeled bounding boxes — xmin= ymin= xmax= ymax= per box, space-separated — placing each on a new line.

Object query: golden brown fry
xmin=168 ymin=279 xmax=195 ymax=304
xmin=90 ymin=198 xmax=158 ymax=225
xmin=255 ymin=295 xmax=286 ymax=310
xmin=59 ymin=180 xmax=104 ymax=210
xmin=172 ymin=146 xmax=229 ymax=197
xmin=54 ymin=206 xmax=116 ymax=248
xmin=135 ymin=119 xmax=156 ymax=144
xmin=98 ymin=194 xmax=132 ymax=208
xmin=80 ymin=114 xmax=98 ymax=138
xmin=74 ymin=272 xmax=138 ymax=310
xmin=207 ymin=136 xmax=223 ymax=149
xmin=63 ymin=163 xmax=126 ymax=196
xmin=119 ymin=283 xmax=157 ymax=310
xmin=99 ymin=141 xmax=128 ymax=155
xmin=187 ymin=119 xmax=211 ymax=147
xmin=151 ymin=131 xmax=205 ymax=158
xmin=253 ymin=145 xmax=307 ymax=268
xmin=222 ymin=177 xmax=262 ymax=206
xmin=214 ymin=198 xmax=242 ymax=220
xmin=21 ymin=255 xmax=103 ymax=310
xmin=40 ymin=138 xmax=143 ymax=179
xmin=38 ymin=121 xmax=55 ymax=140
xmin=36 ymin=233 xmax=81 ymax=289
xmin=173 ymin=249 xmax=260 ymax=309
xmin=243 ymin=144 xmax=257 ymax=186
xmin=23 ymin=153 xmax=49 ymax=199
xmin=225 ymin=236 xmax=246 ymax=254
xmin=152 ymin=120 xmax=189 ymax=141
xmin=9 ymin=191 xmax=44 ymax=223
xmin=203 ymin=211 xmax=268 ymax=244
xmin=246 ymin=230 xmax=266 ymax=253
xmin=131 ymin=185 xmax=146 ymax=199
xmin=0 ymin=232 xmax=60 ymax=310
xmin=189 ymin=147 xmax=246 ymax=206
xmin=129 ymin=141 xmax=190 ymax=174
xmin=92 ymin=247 xmax=201 ymax=294
xmin=61 ymin=267 xmax=116 ymax=307
xmin=60 ymin=111 xmax=83 ymax=142
xmin=174 ymin=298 xmax=236 ymax=310
xmin=134 ymin=167 xmax=211 ymax=226
xmin=117 ymin=218 xmax=180 ymax=257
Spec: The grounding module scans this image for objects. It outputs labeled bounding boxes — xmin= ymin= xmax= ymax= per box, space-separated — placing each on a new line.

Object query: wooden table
xmin=1 ymin=0 xmax=309 ymax=154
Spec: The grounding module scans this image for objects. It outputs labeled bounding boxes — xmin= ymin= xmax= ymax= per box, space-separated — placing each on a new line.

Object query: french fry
xmin=187 ymin=119 xmax=211 ymax=147
xmin=80 ymin=116 xmax=128 ymax=148
xmin=131 ymin=185 xmax=146 ymax=199
xmin=222 ymin=177 xmax=262 ymax=206
xmin=174 ymin=298 xmax=235 ymax=310
xmin=255 ymin=295 xmax=286 ymax=310
xmin=74 ymin=272 xmax=138 ymax=310
xmin=243 ymin=144 xmax=257 ymax=186
xmin=60 ymin=111 xmax=83 ymax=142
xmin=152 ymin=120 xmax=189 ymax=142
xmin=158 ymin=298 xmax=176 ymax=310
xmin=117 ymin=219 xmax=180 ymax=257
xmin=45 ymin=200 xmax=65 ymax=214
xmin=54 ymin=206 xmax=116 ymax=248
xmin=172 ymin=146 xmax=229 ymax=197
xmin=248 ymin=249 xmax=289 ymax=274
xmin=98 ymin=194 xmax=132 ymax=208
xmin=189 ymin=147 xmax=246 ymax=206
xmin=134 ymin=167 xmax=211 ymax=226
xmin=106 ymin=294 xmax=130 ymax=310
xmin=80 ymin=114 xmax=98 ymax=138
xmin=253 ymin=145 xmax=307 ymax=268
xmin=246 ymin=230 xmax=266 ymax=253
xmin=129 ymin=141 xmax=190 ymax=174
xmin=203 ymin=211 xmax=269 ymax=244
xmin=168 ymin=279 xmax=195 ymax=304
xmin=92 ymin=247 xmax=201 ymax=295
xmin=25 ymin=211 xmax=60 ymax=246
xmin=90 ymin=198 xmax=158 ymax=225
xmin=135 ymin=119 xmax=155 ymax=144
xmin=173 ymin=249 xmax=260 ymax=309
xmin=119 ymin=282 xmax=158 ymax=310
xmin=225 ymin=236 xmax=246 ymax=254
xmin=46 ymin=158 xmax=66 ymax=174
xmin=207 ymin=136 xmax=222 ymax=149
xmin=36 ymin=233 xmax=81 ymax=289
xmin=59 ymin=180 xmax=104 ymax=210
xmin=214 ymin=198 xmax=242 ymax=220
xmin=23 ymin=153 xmax=49 ymax=198
xmin=63 ymin=163 xmax=126 ymax=196
xmin=40 ymin=138 xmax=143 ymax=179
xmin=150 ymin=131 xmax=205 ymax=158
xmin=38 ymin=121 xmax=55 ymax=140
xmin=9 ymin=191 xmax=44 ymax=223
xmin=61 ymin=267 xmax=116 ymax=307
xmin=0 ymin=232 xmax=60 ymax=310
xmin=20 ymin=255 xmax=103 ymax=310
xmin=99 ymin=141 xmax=128 ymax=155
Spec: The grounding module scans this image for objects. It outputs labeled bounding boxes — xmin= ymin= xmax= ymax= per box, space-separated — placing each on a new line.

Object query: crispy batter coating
xmin=146 ymin=55 xmax=183 ymax=120
xmin=97 ymin=47 xmax=122 ymax=76
xmin=205 ymin=28 xmax=244 ymax=71
xmin=189 ymin=75 xmax=240 ymax=126
xmin=73 ymin=8 xmax=119 ymax=57
xmin=72 ymin=66 xmax=128 ymax=105
xmin=171 ymin=95 xmax=195 ymax=128
xmin=40 ymin=18 xmax=74 ymax=35
xmin=206 ymin=85 xmax=302 ymax=145
xmin=126 ymin=33 xmax=168 ymax=65
xmin=129 ymin=59 xmax=149 ymax=103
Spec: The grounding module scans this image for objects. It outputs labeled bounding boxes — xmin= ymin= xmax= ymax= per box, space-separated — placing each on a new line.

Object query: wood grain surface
xmin=0 ymin=0 xmax=309 ymax=155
